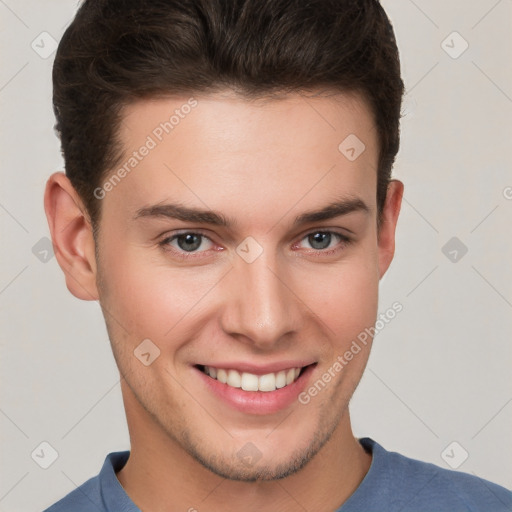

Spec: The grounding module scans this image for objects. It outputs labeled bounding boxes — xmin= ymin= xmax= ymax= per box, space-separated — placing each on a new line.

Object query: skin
xmin=45 ymin=90 xmax=403 ymax=512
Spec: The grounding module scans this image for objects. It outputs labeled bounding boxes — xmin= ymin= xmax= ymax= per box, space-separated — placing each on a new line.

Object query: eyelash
xmin=157 ymin=229 xmax=353 ymax=260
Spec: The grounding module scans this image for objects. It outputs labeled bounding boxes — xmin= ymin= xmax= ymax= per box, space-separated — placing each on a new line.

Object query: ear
xmin=377 ymin=179 xmax=404 ymax=280
xmin=44 ymin=172 xmax=99 ymax=300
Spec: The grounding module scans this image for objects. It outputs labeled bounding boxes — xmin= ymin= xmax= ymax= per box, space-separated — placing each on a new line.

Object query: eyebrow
xmin=134 ymin=196 xmax=370 ymax=228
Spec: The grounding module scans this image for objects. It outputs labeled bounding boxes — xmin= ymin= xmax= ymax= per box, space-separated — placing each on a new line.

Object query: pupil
xmin=178 ymin=234 xmax=201 ymax=252
xmin=309 ymin=232 xmax=331 ymax=250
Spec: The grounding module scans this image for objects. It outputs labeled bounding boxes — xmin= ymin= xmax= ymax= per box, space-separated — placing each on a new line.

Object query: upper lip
xmin=196 ymin=360 xmax=316 ymax=375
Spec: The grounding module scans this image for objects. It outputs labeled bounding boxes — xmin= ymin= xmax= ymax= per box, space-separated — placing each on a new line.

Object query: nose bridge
xmin=221 ymin=247 xmax=300 ymax=347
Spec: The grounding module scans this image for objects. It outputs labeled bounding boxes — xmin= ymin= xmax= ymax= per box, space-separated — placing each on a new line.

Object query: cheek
xmin=98 ymin=235 xmax=379 ymax=350
xmin=294 ymin=253 xmax=380 ymax=338
xmin=98 ymin=247 xmax=223 ymax=343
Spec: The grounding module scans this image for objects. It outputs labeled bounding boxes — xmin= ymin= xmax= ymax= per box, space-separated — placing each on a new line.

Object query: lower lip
xmin=195 ymin=364 xmax=316 ymax=415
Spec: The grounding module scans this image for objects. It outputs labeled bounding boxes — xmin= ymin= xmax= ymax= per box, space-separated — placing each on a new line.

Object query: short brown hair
xmin=53 ymin=0 xmax=404 ymax=231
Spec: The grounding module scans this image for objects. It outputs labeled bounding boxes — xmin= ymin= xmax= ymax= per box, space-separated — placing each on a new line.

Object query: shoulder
xmin=385 ymin=446 xmax=511 ymax=509
xmin=344 ymin=438 xmax=512 ymax=512
xmin=43 ymin=474 xmax=101 ymax=512
xmin=42 ymin=451 xmax=133 ymax=512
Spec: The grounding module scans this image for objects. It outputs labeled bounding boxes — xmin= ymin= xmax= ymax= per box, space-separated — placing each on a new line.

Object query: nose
xmin=219 ymin=248 xmax=304 ymax=350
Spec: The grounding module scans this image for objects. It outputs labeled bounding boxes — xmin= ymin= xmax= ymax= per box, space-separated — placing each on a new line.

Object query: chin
xmin=176 ymin=409 xmax=341 ymax=482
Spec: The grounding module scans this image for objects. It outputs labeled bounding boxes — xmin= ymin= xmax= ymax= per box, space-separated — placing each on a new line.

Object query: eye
xmin=159 ymin=232 xmax=214 ymax=254
xmin=296 ymin=230 xmax=352 ymax=253
xmin=158 ymin=229 xmax=352 ymax=260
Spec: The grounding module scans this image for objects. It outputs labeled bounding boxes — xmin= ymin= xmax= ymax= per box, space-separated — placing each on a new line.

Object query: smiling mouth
xmin=196 ymin=364 xmax=313 ymax=392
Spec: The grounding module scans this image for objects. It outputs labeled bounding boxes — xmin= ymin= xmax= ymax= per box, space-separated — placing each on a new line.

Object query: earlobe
xmin=44 ymin=172 xmax=99 ymax=301
xmin=377 ymin=179 xmax=404 ymax=280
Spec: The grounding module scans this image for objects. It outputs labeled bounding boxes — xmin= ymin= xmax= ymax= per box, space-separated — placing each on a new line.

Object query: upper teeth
xmin=204 ymin=366 xmax=301 ymax=392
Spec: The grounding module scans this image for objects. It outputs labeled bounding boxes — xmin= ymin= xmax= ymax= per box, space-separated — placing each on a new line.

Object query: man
xmin=43 ymin=0 xmax=511 ymax=510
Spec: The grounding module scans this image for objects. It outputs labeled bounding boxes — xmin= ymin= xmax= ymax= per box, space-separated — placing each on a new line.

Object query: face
xmin=83 ymin=91 xmax=400 ymax=480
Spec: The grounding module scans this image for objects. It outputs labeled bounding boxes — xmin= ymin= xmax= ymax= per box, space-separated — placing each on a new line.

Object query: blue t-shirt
xmin=44 ymin=437 xmax=512 ymax=511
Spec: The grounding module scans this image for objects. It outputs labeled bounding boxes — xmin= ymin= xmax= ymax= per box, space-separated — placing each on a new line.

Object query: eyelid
xmin=292 ymin=228 xmax=352 ymax=250
xmin=157 ymin=227 xmax=353 ymax=258
xmin=158 ymin=227 xmax=351 ymax=243
xmin=296 ymin=226 xmax=353 ymax=240
xmin=157 ymin=229 xmax=217 ymax=256
xmin=158 ymin=228 xmax=219 ymax=245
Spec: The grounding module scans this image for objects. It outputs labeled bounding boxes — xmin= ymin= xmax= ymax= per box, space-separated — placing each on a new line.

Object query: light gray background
xmin=1 ymin=1 xmax=511 ymax=511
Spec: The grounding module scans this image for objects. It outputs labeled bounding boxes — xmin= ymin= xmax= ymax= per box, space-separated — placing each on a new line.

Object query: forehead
xmin=119 ymin=90 xmax=376 ymax=153
xmin=105 ymin=90 xmax=379 ymax=225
